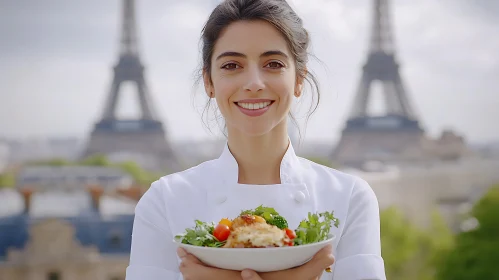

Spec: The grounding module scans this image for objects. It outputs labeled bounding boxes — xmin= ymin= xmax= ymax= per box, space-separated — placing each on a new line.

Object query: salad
xmin=174 ymin=205 xmax=340 ymax=248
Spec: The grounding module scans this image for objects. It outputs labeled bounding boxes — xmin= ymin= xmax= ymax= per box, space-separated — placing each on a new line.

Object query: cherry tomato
xmin=213 ymin=224 xmax=230 ymax=241
xmin=285 ymin=228 xmax=296 ymax=240
xmin=219 ymin=218 xmax=232 ymax=228
xmin=285 ymin=241 xmax=294 ymax=246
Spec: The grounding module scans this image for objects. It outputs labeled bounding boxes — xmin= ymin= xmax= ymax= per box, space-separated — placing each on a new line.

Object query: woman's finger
xmin=309 ymin=245 xmax=335 ymax=272
xmin=183 ymin=254 xmax=204 ymax=265
xmin=241 ymin=270 xmax=263 ymax=280
xmin=177 ymin=248 xmax=203 ymax=265
xmin=177 ymin=247 xmax=187 ymax=258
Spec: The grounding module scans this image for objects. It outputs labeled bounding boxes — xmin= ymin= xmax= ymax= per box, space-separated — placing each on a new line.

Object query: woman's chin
xmin=233 ymin=124 xmax=283 ymax=138
xmin=238 ymin=128 xmax=273 ymax=138
xmin=226 ymin=117 xmax=287 ymax=138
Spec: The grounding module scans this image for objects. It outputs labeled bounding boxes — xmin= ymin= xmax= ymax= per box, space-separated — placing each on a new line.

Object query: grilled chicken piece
xmin=231 ymin=214 xmax=266 ymax=230
xmin=223 ymin=222 xmax=290 ymax=248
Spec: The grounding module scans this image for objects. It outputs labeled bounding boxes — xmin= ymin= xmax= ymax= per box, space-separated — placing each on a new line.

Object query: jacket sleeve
xmin=125 ymin=180 xmax=182 ymax=280
xmin=332 ymin=178 xmax=387 ymax=280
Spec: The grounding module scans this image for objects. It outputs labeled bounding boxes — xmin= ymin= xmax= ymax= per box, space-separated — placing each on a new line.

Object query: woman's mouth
xmin=236 ymin=101 xmax=272 ymax=110
xmin=235 ymin=100 xmax=274 ymax=117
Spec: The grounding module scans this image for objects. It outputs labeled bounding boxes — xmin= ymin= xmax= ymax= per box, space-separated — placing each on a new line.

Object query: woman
xmin=126 ymin=0 xmax=386 ymax=279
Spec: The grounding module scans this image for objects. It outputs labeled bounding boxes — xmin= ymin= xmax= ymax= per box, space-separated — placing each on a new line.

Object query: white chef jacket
xmin=125 ymin=142 xmax=386 ymax=280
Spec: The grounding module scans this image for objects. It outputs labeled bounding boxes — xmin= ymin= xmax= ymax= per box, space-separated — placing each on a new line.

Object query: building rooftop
xmin=0 ymin=188 xmax=136 ymax=218
xmin=0 ymin=186 xmax=138 ymax=260
xmin=15 ymin=165 xmax=134 ymax=191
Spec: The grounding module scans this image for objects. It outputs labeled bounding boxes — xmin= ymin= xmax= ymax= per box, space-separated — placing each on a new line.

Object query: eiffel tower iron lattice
xmin=332 ymin=0 xmax=427 ymax=167
xmin=83 ymin=0 xmax=177 ymax=171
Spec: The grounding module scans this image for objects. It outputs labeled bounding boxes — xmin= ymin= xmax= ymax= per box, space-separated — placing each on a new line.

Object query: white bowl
xmin=174 ymin=234 xmax=336 ymax=272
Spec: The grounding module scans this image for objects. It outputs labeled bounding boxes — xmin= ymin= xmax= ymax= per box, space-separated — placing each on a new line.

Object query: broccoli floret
xmin=268 ymin=215 xmax=288 ymax=229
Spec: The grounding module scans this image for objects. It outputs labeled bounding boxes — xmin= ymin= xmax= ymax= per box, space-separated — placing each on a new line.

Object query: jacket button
xmin=293 ymin=191 xmax=306 ymax=203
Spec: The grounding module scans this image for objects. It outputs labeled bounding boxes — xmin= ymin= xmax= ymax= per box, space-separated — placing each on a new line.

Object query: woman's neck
xmin=227 ymin=122 xmax=289 ymax=185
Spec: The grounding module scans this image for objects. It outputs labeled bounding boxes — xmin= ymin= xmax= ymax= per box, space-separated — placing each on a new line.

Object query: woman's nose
xmin=243 ymin=66 xmax=265 ymax=93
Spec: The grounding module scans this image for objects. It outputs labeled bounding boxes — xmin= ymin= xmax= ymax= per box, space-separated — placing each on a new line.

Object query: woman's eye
xmin=221 ymin=63 xmax=240 ymax=70
xmin=266 ymin=61 xmax=284 ymax=69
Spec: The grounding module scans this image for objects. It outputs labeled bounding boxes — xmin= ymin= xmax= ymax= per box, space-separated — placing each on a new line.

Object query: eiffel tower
xmin=83 ymin=0 xmax=177 ymax=171
xmin=333 ymin=0 xmax=427 ymax=167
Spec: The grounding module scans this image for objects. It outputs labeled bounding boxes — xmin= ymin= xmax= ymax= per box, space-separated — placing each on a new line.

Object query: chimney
xmin=87 ymin=185 xmax=104 ymax=213
xmin=20 ymin=188 xmax=34 ymax=215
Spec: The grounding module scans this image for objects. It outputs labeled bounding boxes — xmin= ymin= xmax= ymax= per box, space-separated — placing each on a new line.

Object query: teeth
xmin=237 ymin=101 xmax=271 ymax=110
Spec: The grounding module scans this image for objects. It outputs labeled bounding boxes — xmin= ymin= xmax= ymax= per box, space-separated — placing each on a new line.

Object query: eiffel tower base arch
xmin=83 ymin=119 xmax=178 ymax=172
xmin=332 ymin=115 xmax=430 ymax=168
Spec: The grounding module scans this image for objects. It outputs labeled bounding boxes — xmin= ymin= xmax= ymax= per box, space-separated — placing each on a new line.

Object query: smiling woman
xmin=125 ymin=1 xmax=386 ymax=280
xmin=205 ymin=20 xmax=300 ymax=137
xmin=195 ymin=2 xmax=321 ymax=138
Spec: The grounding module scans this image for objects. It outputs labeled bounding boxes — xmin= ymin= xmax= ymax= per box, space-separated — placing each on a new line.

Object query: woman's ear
xmin=203 ymin=70 xmax=214 ymax=98
xmin=295 ymin=83 xmax=304 ymax=97
xmin=295 ymin=71 xmax=306 ymax=97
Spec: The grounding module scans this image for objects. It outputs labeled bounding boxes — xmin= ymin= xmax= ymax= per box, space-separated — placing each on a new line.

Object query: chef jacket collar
xmin=215 ymin=138 xmax=305 ymax=185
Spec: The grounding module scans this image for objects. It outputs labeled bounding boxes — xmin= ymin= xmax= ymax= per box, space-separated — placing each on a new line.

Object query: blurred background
xmin=0 ymin=0 xmax=498 ymax=279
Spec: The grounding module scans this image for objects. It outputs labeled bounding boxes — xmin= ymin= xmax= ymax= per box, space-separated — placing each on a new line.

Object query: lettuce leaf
xmin=293 ymin=211 xmax=339 ymax=246
xmin=174 ymin=220 xmax=225 ymax=247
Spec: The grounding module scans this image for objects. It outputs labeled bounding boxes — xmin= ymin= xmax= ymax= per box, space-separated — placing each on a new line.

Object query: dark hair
xmin=194 ymin=0 xmax=321 ymax=142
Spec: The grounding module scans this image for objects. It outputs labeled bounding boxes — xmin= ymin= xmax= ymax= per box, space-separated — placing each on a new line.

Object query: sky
xmin=0 ymin=0 xmax=498 ymax=145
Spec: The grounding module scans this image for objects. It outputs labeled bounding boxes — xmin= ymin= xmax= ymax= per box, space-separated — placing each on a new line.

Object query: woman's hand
xmin=177 ymin=248 xmax=240 ymax=280
xmin=177 ymin=244 xmax=335 ymax=280
xmin=177 ymin=247 xmax=211 ymax=280
xmin=240 ymin=245 xmax=335 ymax=280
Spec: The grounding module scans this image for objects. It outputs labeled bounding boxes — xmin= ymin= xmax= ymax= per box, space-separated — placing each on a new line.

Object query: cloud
xmin=0 ymin=0 xmax=497 ymax=144
xmin=292 ymin=0 xmax=365 ymax=42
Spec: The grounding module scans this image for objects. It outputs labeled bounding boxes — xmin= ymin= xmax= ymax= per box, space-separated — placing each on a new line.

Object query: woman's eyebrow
xmin=215 ymin=50 xmax=289 ymax=61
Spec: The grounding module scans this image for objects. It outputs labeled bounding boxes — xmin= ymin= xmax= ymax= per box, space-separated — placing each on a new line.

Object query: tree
xmin=27 ymin=158 xmax=71 ymax=166
xmin=79 ymin=154 xmax=111 ymax=166
xmin=79 ymin=156 xmax=162 ymax=188
xmin=380 ymin=207 xmax=422 ymax=279
xmin=24 ymin=154 xmax=163 ymax=189
xmin=116 ymin=161 xmax=162 ymax=187
xmin=436 ymin=184 xmax=499 ymax=280
xmin=425 ymin=209 xmax=454 ymax=271
xmin=380 ymin=207 xmax=454 ymax=280
xmin=0 ymin=172 xmax=15 ymax=188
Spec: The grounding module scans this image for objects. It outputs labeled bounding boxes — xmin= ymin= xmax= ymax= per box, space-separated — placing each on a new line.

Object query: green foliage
xmin=25 ymin=154 xmax=163 ymax=188
xmin=381 ymin=207 xmax=421 ymax=279
xmin=0 ymin=172 xmax=15 ymax=188
xmin=436 ymin=184 xmax=499 ymax=280
xmin=267 ymin=215 xmax=288 ymax=230
xmin=426 ymin=210 xmax=455 ymax=269
xmin=79 ymin=154 xmax=111 ymax=166
xmin=174 ymin=220 xmax=225 ymax=248
xmin=26 ymin=158 xmax=72 ymax=166
xmin=380 ymin=207 xmax=454 ymax=280
xmin=78 ymin=155 xmax=163 ymax=187
xmin=295 ymin=210 xmax=339 ymax=246
xmin=115 ymin=161 xmax=162 ymax=187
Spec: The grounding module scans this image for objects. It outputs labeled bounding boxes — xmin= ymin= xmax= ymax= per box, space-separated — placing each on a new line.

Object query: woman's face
xmin=205 ymin=20 xmax=302 ymax=137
